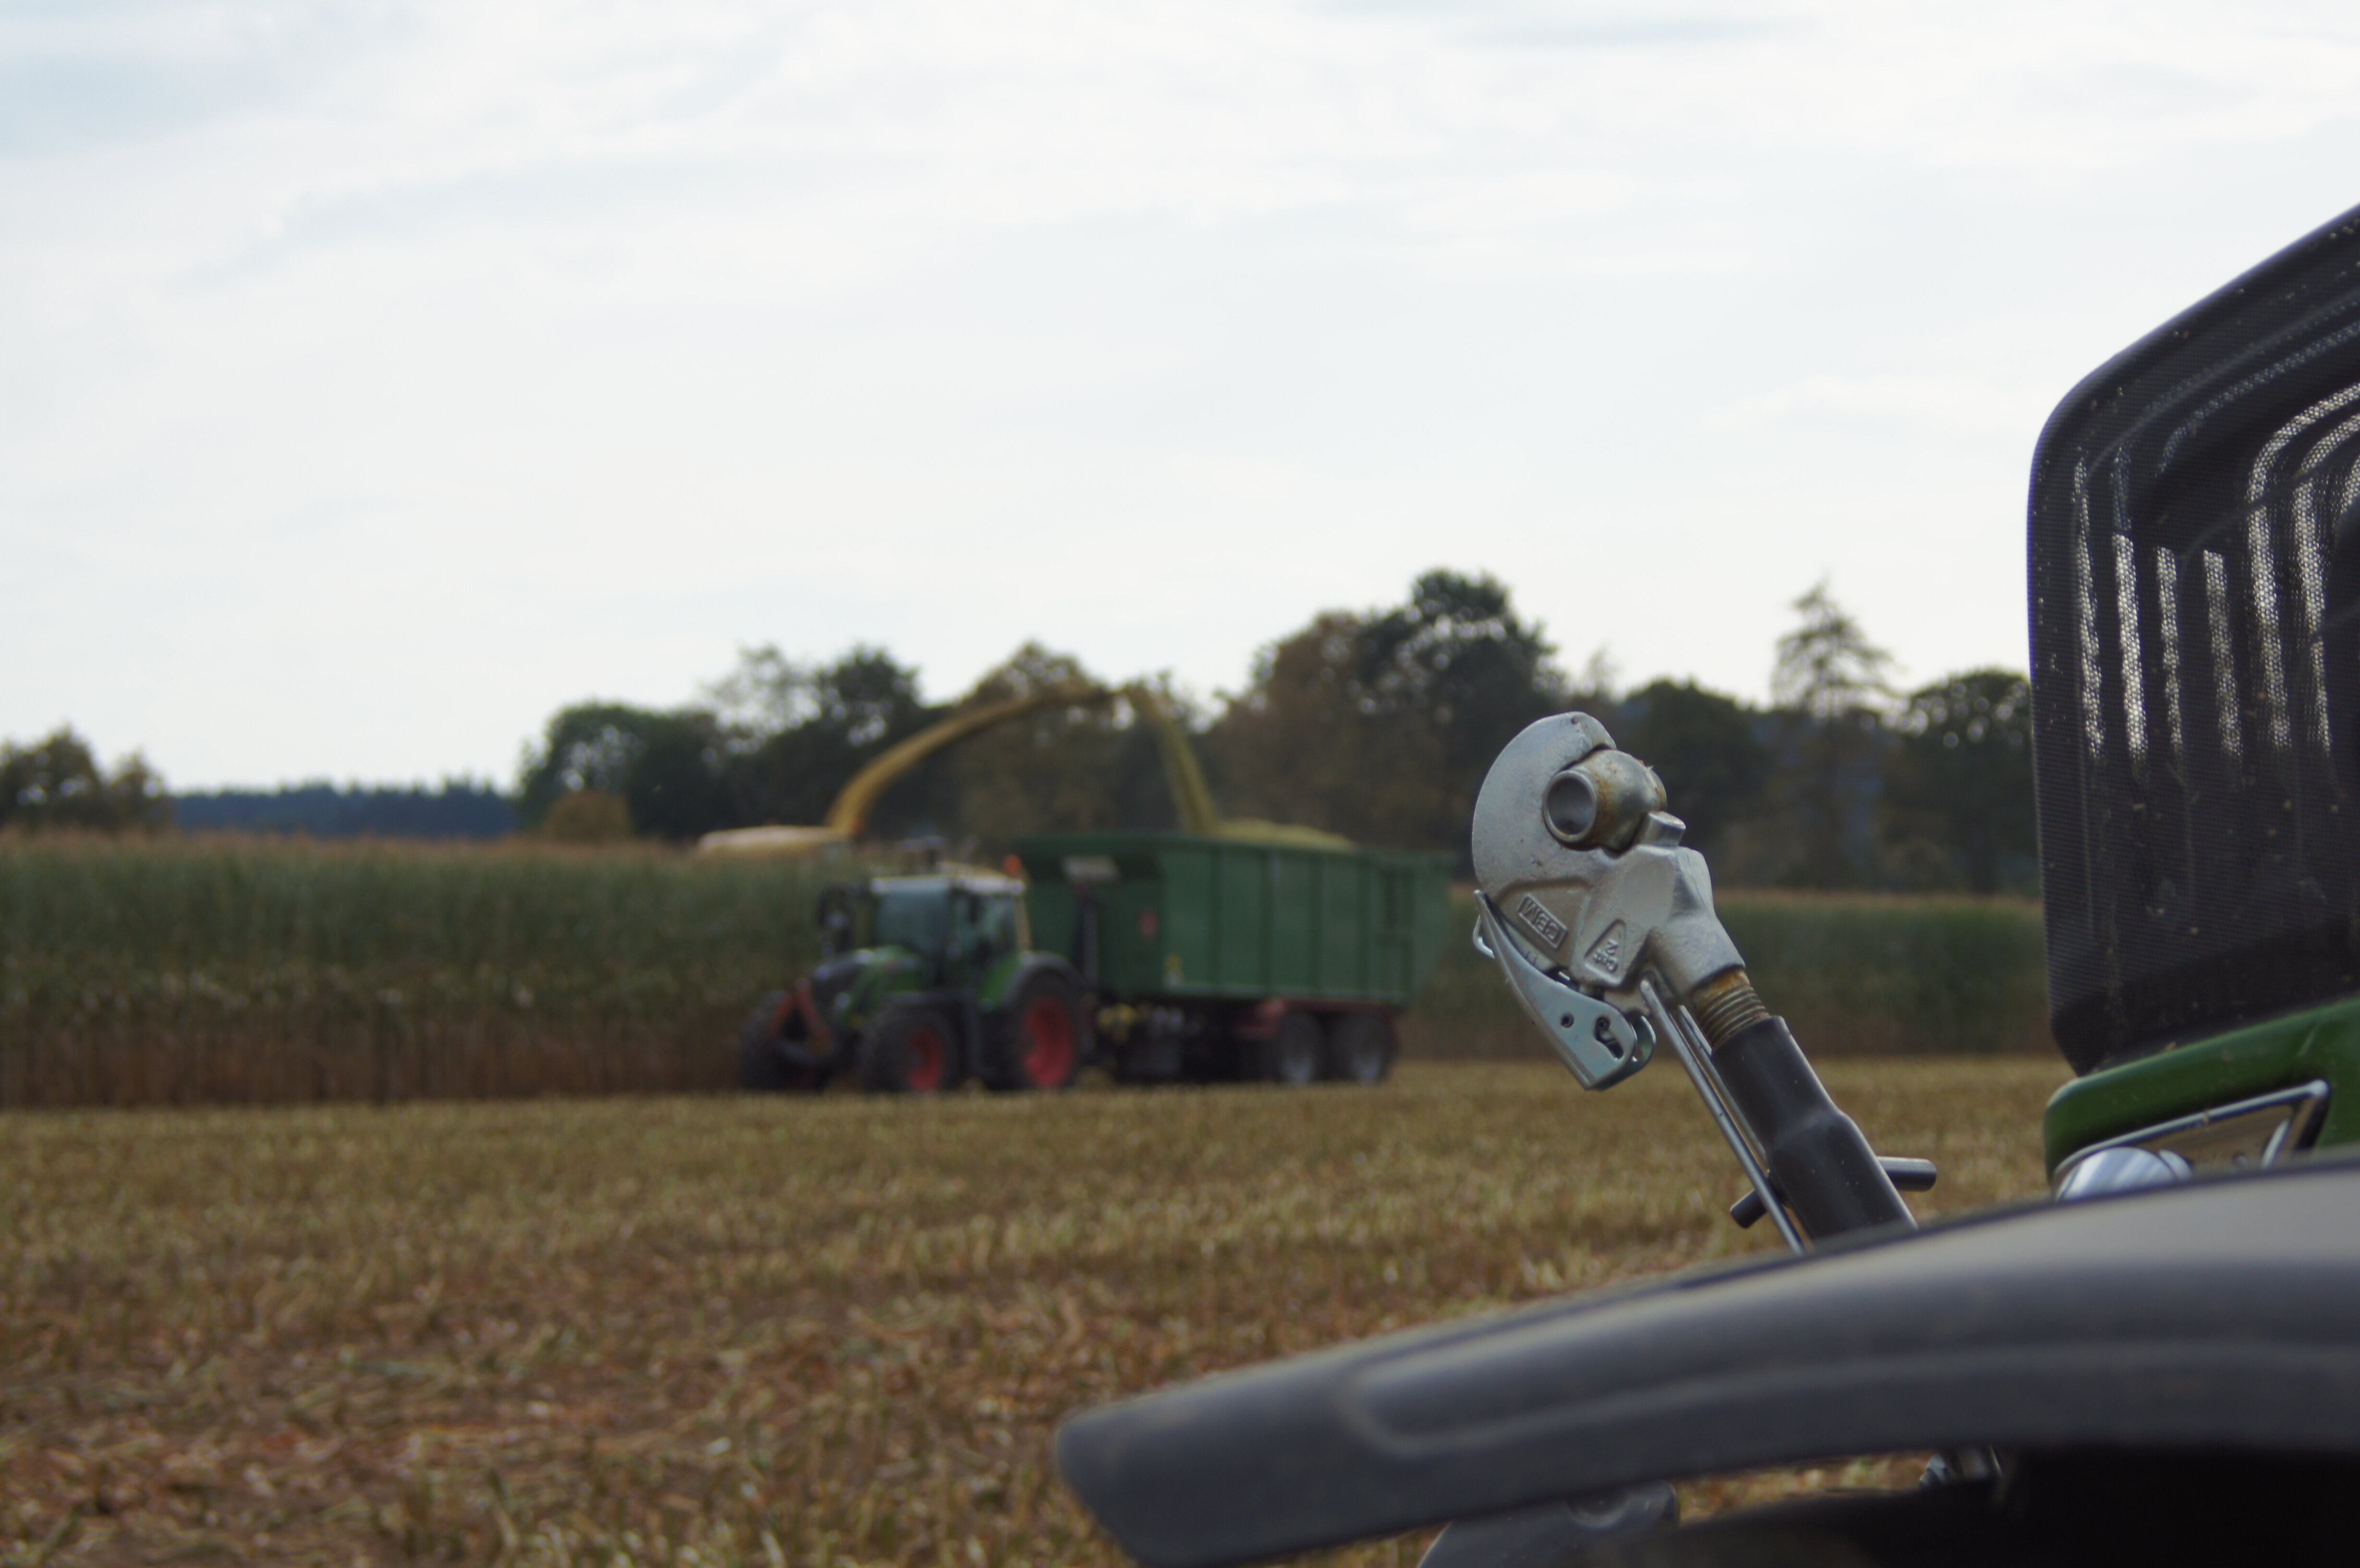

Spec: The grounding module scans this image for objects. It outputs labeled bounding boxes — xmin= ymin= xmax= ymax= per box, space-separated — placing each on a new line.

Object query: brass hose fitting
xmin=1689 ymin=968 xmax=1770 ymax=1049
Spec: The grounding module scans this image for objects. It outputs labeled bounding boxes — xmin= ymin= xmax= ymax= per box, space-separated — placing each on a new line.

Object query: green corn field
xmin=0 ymin=837 xmax=2053 ymax=1107
xmin=0 ymin=836 xmax=832 ymax=1106
xmin=1406 ymin=888 xmax=2050 ymax=1061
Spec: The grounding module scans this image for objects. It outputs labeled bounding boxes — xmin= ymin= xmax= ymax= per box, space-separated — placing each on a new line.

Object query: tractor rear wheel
xmin=1324 ymin=1012 xmax=1396 ymax=1085
xmin=1257 ymin=1010 xmax=1325 ymax=1086
xmin=737 ymin=993 xmax=825 ymax=1092
xmin=858 ymin=1006 xmax=962 ymax=1095
xmin=989 ymin=971 xmax=1086 ymax=1091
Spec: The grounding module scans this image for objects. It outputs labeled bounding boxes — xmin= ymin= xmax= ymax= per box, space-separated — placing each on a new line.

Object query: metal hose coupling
xmin=1471 ymin=711 xmax=1920 ymax=1248
xmin=1470 ymin=712 xmax=1754 ymax=1088
xmin=1688 ymin=969 xmax=1770 ymax=1050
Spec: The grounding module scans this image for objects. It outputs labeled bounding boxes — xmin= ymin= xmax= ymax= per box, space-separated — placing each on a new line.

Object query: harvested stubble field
xmin=0 ymin=1058 xmax=2069 ymax=1567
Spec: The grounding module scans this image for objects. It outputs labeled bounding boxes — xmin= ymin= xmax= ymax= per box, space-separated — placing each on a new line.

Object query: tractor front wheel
xmin=858 ymin=1006 xmax=963 ymax=1095
xmin=989 ymin=972 xmax=1086 ymax=1091
xmin=737 ymin=993 xmax=825 ymax=1093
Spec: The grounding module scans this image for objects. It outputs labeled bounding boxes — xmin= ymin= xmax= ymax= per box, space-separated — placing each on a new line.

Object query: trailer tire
xmin=1257 ymin=1010 xmax=1325 ymax=1087
xmin=858 ymin=1006 xmax=962 ymax=1095
xmin=1324 ymin=1012 xmax=1396 ymax=1085
xmin=738 ymin=993 xmax=825 ymax=1092
xmin=989 ymin=971 xmax=1086 ymax=1091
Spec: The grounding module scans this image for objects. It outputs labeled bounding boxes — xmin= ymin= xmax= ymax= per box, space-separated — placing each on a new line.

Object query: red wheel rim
xmin=904 ymin=1023 xmax=948 ymax=1093
xmin=1022 ymin=998 xmax=1075 ymax=1086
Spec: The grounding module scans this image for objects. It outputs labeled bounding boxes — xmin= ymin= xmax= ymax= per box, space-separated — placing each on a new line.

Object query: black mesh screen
xmin=2032 ymin=205 xmax=2360 ymax=1073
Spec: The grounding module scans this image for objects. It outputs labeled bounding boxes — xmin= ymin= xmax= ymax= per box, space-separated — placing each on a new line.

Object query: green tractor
xmin=736 ymin=869 xmax=1089 ymax=1095
xmin=723 ymin=675 xmax=1389 ymax=1097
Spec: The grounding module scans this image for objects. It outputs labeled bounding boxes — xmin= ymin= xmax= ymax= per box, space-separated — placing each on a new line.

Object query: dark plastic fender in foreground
xmin=1055 ymin=1159 xmax=2360 ymax=1568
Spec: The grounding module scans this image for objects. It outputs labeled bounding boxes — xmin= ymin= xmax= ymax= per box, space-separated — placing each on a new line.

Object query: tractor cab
xmin=818 ymin=873 xmax=1030 ymax=987
xmin=2026 ymin=206 xmax=2360 ymax=1197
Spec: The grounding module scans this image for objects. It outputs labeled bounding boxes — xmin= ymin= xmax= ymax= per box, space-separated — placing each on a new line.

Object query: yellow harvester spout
xmin=695 ymin=676 xmax=1352 ymax=855
xmin=823 ymin=683 xmax=1109 ymax=839
xmin=1123 ymin=685 xmax=1221 ymax=836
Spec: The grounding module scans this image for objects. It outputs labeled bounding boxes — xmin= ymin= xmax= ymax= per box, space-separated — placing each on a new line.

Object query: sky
xmin=7 ymin=1 xmax=2360 ymax=788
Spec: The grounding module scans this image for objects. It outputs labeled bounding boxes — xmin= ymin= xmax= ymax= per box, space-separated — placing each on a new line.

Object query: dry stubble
xmin=0 ymin=1058 xmax=2067 ymax=1566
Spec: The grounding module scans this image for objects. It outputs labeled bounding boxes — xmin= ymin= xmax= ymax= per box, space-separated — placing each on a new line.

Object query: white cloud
xmin=5 ymin=0 xmax=2360 ymax=783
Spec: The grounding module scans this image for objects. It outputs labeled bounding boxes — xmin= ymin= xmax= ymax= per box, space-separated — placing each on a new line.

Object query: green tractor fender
xmin=2042 ymin=993 xmax=2360 ymax=1179
xmin=977 ymin=950 xmax=1076 ymax=1012
xmin=840 ymin=946 xmax=929 ymax=1032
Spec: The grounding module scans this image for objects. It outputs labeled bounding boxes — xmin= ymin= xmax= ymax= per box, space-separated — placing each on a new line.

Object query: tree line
xmin=173 ymin=782 xmax=515 ymax=839
xmin=4 ymin=569 xmax=2032 ymax=893
xmin=514 ymin=571 xmax=2037 ymax=894
xmin=0 ymin=728 xmax=512 ymax=841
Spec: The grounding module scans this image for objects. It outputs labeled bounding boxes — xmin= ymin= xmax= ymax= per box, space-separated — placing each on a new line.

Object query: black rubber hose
xmin=1711 ymin=1015 xmax=1913 ymax=1240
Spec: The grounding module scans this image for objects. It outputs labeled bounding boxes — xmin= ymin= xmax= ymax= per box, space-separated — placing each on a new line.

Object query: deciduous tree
xmin=1883 ymin=668 xmax=2037 ymax=893
xmin=516 ymin=703 xmax=733 ymax=842
xmin=0 ymin=728 xmax=170 ymax=833
xmin=1611 ymin=679 xmax=1770 ymax=862
xmin=1764 ymin=582 xmax=1895 ymax=887
xmin=1208 ymin=571 xmax=1567 ymax=855
xmin=711 ymin=646 xmax=944 ymax=833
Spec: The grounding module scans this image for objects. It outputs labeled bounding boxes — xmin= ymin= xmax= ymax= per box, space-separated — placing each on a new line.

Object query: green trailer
xmin=1014 ymin=831 xmax=1454 ymax=1085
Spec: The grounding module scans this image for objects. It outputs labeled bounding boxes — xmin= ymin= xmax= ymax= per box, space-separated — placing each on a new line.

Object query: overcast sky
xmin=7 ymin=0 xmax=2360 ymax=788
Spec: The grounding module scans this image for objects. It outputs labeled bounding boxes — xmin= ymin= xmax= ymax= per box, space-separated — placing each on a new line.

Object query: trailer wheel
xmin=858 ymin=1006 xmax=961 ymax=1095
xmin=990 ymin=971 xmax=1086 ymax=1091
xmin=1324 ymin=1012 xmax=1396 ymax=1085
xmin=1257 ymin=1010 xmax=1325 ymax=1087
xmin=737 ymin=993 xmax=825 ymax=1092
